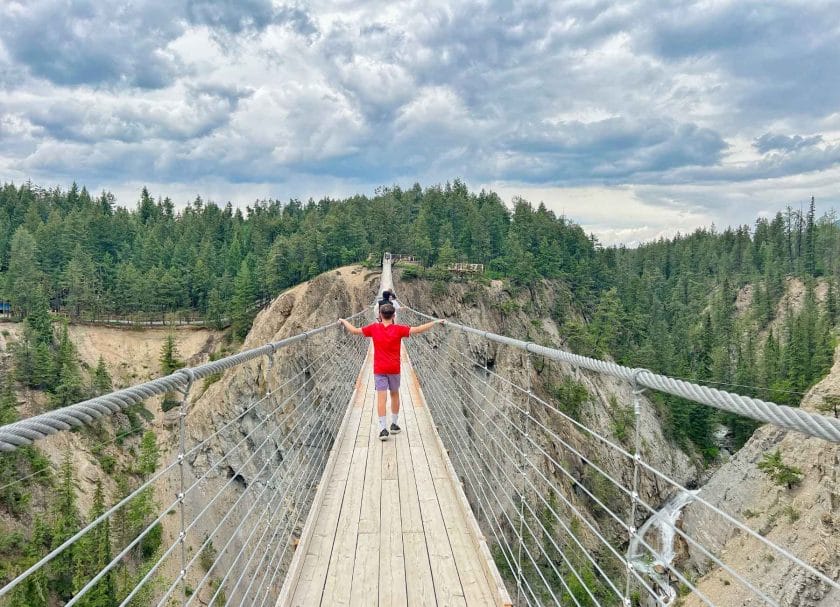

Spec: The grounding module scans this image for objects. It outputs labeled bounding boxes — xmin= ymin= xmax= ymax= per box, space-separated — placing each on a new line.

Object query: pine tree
xmin=9 ymin=516 xmax=50 ymax=606
xmin=590 ymin=287 xmax=623 ymax=356
xmin=52 ymin=322 xmax=84 ymax=408
xmin=4 ymin=226 xmax=41 ymax=318
xmin=231 ymin=260 xmax=256 ymax=340
xmin=63 ymin=244 xmax=99 ymax=319
xmin=73 ymin=479 xmax=115 ymax=607
xmin=51 ymin=451 xmax=80 ymax=599
xmin=435 ymin=239 xmax=458 ymax=267
xmin=92 ymin=357 xmax=113 ymax=396
xmin=138 ymin=431 xmax=159 ymax=478
xmin=804 ymin=197 xmax=817 ymax=276
xmin=159 ymin=335 xmax=182 ymax=376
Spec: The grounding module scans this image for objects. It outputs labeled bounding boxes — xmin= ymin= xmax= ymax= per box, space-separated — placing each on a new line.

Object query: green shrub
xmin=757 ymin=450 xmax=803 ymax=489
xmin=99 ymin=454 xmax=116 ymax=474
xmin=140 ymin=522 xmax=162 ymax=559
xmin=550 ymin=376 xmax=589 ymax=420
xmin=199 ymin=536 xmax=218 ymax=572
xmin=401 ymin=265 xmax=422 ymax=280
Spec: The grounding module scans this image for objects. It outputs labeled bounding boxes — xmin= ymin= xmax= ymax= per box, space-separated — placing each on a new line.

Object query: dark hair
xmin=380 ymin=303 xmax=395 ymax=318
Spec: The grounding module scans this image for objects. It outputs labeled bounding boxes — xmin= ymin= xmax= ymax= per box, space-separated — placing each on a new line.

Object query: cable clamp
xmin=175 ymin=368 xmax=196 ymax=396
xmin=631 ymin=367 xmax=649 ymax=394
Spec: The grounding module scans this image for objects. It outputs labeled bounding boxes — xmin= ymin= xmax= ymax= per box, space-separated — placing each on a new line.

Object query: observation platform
xmin=278 ymin=346 xmax=511 ymax=606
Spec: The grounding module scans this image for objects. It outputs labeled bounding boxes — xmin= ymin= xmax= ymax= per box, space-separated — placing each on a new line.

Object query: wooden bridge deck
xmin=278 ymin=346 xmax=511 ymax=606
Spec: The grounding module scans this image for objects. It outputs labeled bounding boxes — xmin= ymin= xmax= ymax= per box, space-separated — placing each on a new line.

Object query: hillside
xmin=680 ymin=353 xmax=840 ymax=607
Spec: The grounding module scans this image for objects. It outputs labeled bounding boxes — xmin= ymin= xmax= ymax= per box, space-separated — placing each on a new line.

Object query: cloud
xmin=2 ymin=0 xmax=840 ymax=244
xmin=754 ymin=133 xmax=824 ymax=154
xmin=186 ymin=0 xmax=274 ymax=33
xmin=0 ymin=0 xmax=186 ymax=89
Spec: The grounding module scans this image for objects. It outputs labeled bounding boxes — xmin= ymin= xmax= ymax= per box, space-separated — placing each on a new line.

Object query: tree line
xmin=1 ymin=180 xmax=838 ymax=451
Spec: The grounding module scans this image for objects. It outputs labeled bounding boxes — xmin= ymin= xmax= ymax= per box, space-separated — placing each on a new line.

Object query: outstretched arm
xmin=340 ymin=318 xmax=364 ymax=335
xmin=409 ymin=319 xmax=446 ymax=335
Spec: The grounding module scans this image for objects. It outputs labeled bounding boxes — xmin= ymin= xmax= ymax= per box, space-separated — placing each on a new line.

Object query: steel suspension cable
xmin=196 ymin=335 xmax=366 ymax=605
xmin=414 ymin=332 xmax=777 ymax=606
xmin=90 ymin=334 xmax=363 ymax=607
xmin=403 ymin=307 xmax=840 ymax=444
xmin=412 ymin=348 xmax=585 ymax=606
xmin=157 ymin=336 xmax=365 ymax=606
xmin=424 ymin=325 xmax=840 ymax=595
xmin=406 ymin=332 xmax=654 ymax=604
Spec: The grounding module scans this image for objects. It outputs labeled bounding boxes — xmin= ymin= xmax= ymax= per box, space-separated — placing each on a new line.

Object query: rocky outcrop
xmin=680 ymin=350 xmax=840 ymax=607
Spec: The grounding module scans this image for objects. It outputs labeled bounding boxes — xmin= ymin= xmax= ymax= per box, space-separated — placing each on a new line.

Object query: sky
xmin=1 ymin=0 xmax=840 ymax=245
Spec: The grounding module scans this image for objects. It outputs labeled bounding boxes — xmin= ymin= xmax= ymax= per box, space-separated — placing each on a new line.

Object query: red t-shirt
xmin=361 ymin=322 xmax=411 ymax=374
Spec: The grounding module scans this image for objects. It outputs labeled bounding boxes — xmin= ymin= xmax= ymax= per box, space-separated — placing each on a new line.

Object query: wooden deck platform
xmin=278 ymin=346 xmax=511 ymax=606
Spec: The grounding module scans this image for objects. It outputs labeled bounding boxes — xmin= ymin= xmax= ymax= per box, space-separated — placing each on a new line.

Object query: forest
xmin=1 ymin=179 xmax=837 ymax=454
xmin=1 ymin=179 xmax=839 ymax=604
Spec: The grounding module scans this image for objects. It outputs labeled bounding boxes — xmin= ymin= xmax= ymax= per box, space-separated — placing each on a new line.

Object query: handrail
xmin=403 ymin=306 xmax=840 ymax=444
xmin=0 ymin=310 xmax=367 ymax=452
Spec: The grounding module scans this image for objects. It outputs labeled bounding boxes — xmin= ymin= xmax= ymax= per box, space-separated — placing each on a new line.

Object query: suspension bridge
xmin=0 ymin=254 xmax=839 ymax=606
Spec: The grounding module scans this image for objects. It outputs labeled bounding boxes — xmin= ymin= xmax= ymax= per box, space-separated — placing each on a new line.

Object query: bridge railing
xmin=0 ymin=311 xmax=368 ymax=607
xmin=400 ymin=306 xmax=840 ymax=607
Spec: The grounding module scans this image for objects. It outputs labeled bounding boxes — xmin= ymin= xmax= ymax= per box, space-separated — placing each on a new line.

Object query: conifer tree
xmin=73 ymin=479 xmax=115 ymax=607
xmin=9 ymin=515 xmax=50 ymax=607
xmin=51 ymin=451 xmax=80 ymax=599
xmin=231 ymin=260 xmax=256 ymax=340
xmin=52 ymin=322 xmax=84 ymax=408
xmin=92 ymin=357 xmax=112 ymax=396
xmin=138 ymin=431 xmax=159 ymax=478
xmin=159 ymin=335 xmax=182 ymax=376
xmin=4 ymin=226 xmax=41 ymax=317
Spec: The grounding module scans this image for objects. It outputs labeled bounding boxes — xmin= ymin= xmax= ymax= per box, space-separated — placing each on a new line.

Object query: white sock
xmin=392 ymin=413 xmax=399 ymax=425
xmin=379 ymin=416 xmax=387 ymax=431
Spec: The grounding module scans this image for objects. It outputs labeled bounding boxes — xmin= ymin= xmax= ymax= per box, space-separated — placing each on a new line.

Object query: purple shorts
xmin=374 ymin=374 xmax=401 ymax=392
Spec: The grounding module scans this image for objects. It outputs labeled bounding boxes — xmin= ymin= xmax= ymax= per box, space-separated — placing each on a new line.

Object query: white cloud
xmin=1 ymin=0 xmax=839 ymax=243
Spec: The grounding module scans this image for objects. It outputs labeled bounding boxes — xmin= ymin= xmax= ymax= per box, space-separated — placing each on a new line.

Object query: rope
xmin=424 ymin=327 xmax=840 ymax=596
xmin=408 ymin=330 xmax=796 ymax=605
xmin=0 ymin=311 xmax=367 ymax=452
xmin=403 ymin=306 xmax=840 ymax=444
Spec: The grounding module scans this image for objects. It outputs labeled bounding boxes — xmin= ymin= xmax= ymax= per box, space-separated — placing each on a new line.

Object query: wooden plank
xmin=403 ymin=532 xmax=436 ymax=607
xmin=382 ymin=435 xmax=398 ymax=480
xmin=278 ymin=348 xmax=371 ymax=606
xmin=358 ymin=381 xmax=382 ymax=534
xmin=435 ymin=477 xmax=497 ymax=606
xmin=395 ymin=390 xmax=424 ymax=534
xmin=350 ymin=532 xmax=379 ymax=604
xmin=319 ymin=443 xmax=369 ymax=605
xmin=379 ymin=479 xmax=407 ymax=606
xmin=402 ymin=390 xmax=466 ymax=607
xmin=404 ymin=351 xmax=514 ymax=606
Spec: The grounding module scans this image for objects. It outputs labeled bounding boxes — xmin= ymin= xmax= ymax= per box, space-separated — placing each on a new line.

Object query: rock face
xmin=679 ymin=351 xmax=840 ymax=607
